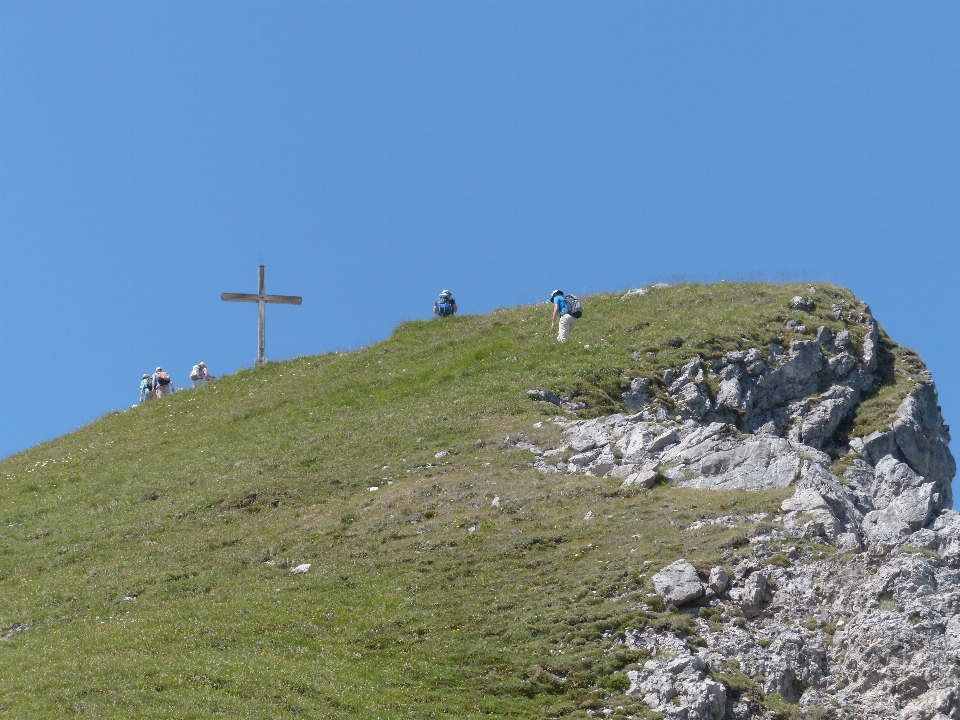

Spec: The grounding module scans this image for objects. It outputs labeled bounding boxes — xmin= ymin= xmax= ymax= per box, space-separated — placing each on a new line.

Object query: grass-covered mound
xmin=0 ymin=283 xmax=928 ymax=718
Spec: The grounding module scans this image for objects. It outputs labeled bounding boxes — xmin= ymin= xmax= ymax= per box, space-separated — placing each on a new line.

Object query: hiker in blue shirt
xmin=550 ymin=290 xmax=581 ymax=342
xmin=433 ymin=290 xmax=458 ymax=316
xmin=139 ymin=374 xmax=153 ymax=403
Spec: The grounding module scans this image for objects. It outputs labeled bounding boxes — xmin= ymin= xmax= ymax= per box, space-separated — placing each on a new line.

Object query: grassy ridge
xmin=0 ymin=283 xmax=925 ymax=718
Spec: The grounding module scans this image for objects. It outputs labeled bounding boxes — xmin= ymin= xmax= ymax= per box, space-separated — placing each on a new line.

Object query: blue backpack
xmin=436 ymin=294 xmax=455 ymax=316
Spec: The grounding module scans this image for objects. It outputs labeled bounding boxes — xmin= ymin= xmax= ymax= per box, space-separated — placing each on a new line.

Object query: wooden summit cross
xmin=222 ymin=265 xmax=302 ymax=366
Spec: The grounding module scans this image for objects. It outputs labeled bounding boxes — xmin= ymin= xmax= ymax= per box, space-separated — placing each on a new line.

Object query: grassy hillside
xmin=0 ymin=283 xmax=928 ymax=718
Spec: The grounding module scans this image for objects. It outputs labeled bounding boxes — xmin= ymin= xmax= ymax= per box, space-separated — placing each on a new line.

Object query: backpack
xmin=565 ymin=294 xmax=583 ymax=319
xmin=156 ymin=371 xmax=171 ymax=386
xmin=436 ymin=295 xmax=455 ymax=316
xmin=190 ymin=365 xmax=202 ymax=381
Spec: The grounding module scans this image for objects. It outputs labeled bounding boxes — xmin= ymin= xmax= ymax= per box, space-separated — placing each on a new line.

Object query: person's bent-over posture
xmin=550 ymin=290 xmax=577 ymax=343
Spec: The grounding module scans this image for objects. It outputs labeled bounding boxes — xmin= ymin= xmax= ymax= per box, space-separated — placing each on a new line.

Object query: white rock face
xmin=659 ymin=428 xmax=803 ymax=491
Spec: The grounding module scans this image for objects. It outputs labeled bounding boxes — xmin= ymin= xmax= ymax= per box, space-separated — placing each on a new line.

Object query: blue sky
xmin=2 ymin=1 xmax=959 ymax=491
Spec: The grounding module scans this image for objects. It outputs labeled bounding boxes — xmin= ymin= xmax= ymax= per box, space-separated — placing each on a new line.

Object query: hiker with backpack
xmin=139 ymin=374 xmax=154 ymax=403
xmin=152 ymin=367 xmax=175 ymax=398
xmin=549 ymin=290 xmax=582 ymax=343
xmin=433 ymin=289 xmax=458 ymax=317
xmin=190 ymin=362 xmax=216 ymax=388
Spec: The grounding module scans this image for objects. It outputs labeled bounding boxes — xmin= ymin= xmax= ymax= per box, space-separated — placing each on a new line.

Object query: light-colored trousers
xmin=558 ymin=314 xmax=577 ymax=342
xmin=193 ymin=378 xmax=208 ymax=389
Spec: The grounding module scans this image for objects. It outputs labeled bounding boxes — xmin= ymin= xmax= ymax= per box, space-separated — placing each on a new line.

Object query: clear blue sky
xmin=2 ymin=1 xmax=959 ymax=489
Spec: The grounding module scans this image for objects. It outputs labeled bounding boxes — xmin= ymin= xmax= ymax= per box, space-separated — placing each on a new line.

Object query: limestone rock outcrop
xmin=520 ymin=301 xmax=958 ymax=718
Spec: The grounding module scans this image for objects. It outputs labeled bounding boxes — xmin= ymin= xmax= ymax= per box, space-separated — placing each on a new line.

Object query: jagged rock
xmin=752 ymin=340 xmax=824 ymax=412
xmin=794 ymin=459 xmax=864 ymax=532
xmin=834 ymin=328 xmax=852 ymax=349
xmin=659 ymin=425 xmax=802 ymax=491
xmin=617 ymin=423 xmax=661 ymax=462
xmin=648 ymin=428 xmax=679 ymax=453
xmin=862 ymin=316 xmax=880 ymax=373
xmin=891 ymin=383 xmax=955 ymax=506
xmin=815 ymin=325 xmax=833 ymax=347
xmin=681 ymin=357 xmax=705 ymax=381
xmin=569 ymin=438 xmax=596 ymax=454
xmin=586 ymin=445 xmax=618 ymax=477
xmin=568 ymin=448 xmax=602 ymax=467
xmin=862 ymin=506 xmax=912 ymax=546
xmin=841 ymin=460 xmax=876 ymax=513
xmin=793 ymin=384 xmax=857 ymax=448
xmin=934 ymin=510 xmax=960 ymax=544
xmin=890 ymin=484 xmax=938 ymax=531
xmin=785 ymin=319 xmax=806 ymax=333
xmin=707 ymin=566 xmax=729 ymax=595
xmin=715 ymin=374 xmax=743 ymax=413
xmin=739 ymin=571 xmax=772 ymax=617
xmin=791 ymin=295 xmax=815 ymax=311
xmin=621 ymin=461 xmax=658 ymax=489
xmin=902 ymin=688 xmax=960 ymax=720
xmin=873 ymin=455 xmax=927 ymax=510
xmin=782 ymin=487 xmax=841 ymax=539
xmin=836 ymin=532 xmax=862 ymax=552
xmin=906 ymin=527 xmax=939 ymax=550
xmin=948 ymin=614 xmax=960 ymax=646
xmin=622 ymin=377 xmax=651 ymax=411
xmin=827 ymin=351 xmax=858 ymax=377
xmin=862 ymin=429 xmax=901 ymax=466
xmin=675 ymin=382 xmax=713 ymax=420
xmin=744 ymin=348 xmax=766 ymax=376
xmin=653 ymin=559 xmax=704 ymax=607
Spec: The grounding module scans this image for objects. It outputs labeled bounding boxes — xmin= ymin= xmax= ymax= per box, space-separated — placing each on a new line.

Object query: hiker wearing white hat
xmin=433 ymin=289 xmax=458 ymax=317
xmin=190 ymin=362 xmax=216 ymax=388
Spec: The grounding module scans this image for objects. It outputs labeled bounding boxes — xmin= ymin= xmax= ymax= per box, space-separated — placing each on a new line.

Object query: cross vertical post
xmin=258 ymin=265 xmax=266 ymax=366
xmin=221 ymin=265 xmax=303 ymax=367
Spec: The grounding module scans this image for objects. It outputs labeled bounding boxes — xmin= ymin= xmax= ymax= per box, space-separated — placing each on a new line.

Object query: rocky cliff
xmin=525 ymin=297 xmax=959 ymax=719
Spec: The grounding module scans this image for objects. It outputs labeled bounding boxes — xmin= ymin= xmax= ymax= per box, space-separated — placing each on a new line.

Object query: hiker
xmin=139 ymin=374 xmax=154 ymax=403
xmin=433 ymin=289 xmax=458 ymax=316
xmin=152 ymin=367 xmax=175 ymax=398
xmin=190 ymin=362 xmax=216 ymax=388
xmin=549 ymin=290 xmax=583 ymax=343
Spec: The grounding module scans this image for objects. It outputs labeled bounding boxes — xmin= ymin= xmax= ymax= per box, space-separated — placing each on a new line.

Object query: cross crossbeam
xmin=222 ymin=265 xmax=302 ymax=366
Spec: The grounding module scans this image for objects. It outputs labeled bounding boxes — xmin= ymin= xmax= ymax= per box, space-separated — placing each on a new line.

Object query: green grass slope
xmin=0 ymin=283 xmax=929 ymax=719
